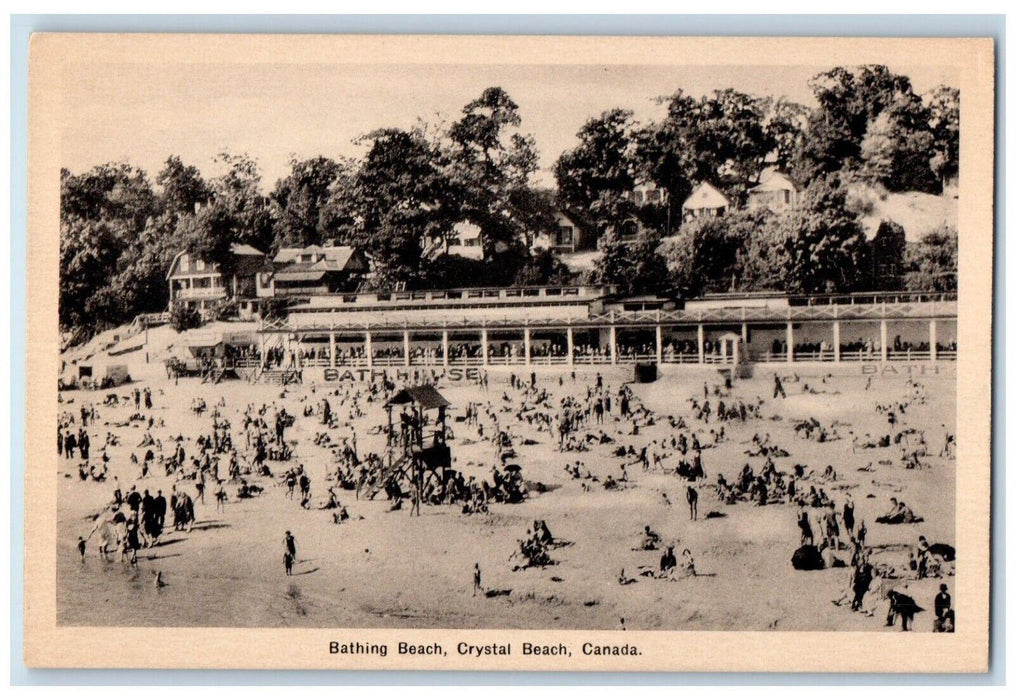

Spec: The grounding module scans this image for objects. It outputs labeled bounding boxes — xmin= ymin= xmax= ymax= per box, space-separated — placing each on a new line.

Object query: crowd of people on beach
xmin=60 ymin=359 xmax=955 ymax=631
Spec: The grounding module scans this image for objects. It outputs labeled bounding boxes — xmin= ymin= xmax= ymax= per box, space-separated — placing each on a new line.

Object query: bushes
xmin=169 ymin=303 xmax=202 ymax=332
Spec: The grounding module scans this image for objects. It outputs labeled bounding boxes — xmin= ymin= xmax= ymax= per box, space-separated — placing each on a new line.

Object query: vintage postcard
xmin=25 ymin=34 xmax=994 ymax=671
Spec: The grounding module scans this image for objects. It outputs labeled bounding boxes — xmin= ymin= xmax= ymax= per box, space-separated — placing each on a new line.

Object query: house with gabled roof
xmin=682 ymin=182 xmax=731 ymax=222
xmin=267 ymin=244 xmax=369 ymax=297
xmin=167 ymin=243 xmax=266 ymax=313
xmin=747 ymin=171 xmax=799 ymax=212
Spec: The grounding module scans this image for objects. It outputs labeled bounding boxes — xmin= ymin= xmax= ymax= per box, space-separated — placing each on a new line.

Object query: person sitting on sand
xmin=678 ymin=549 xmax=697 ymax=578
xmin=659 ymin=545 xmax=677 ymax=574
xmin=918 ymin=535 xmax=956 ymax=562
xmin=876 ymin=499 xmax=922 ymax=524
xmin=640 ymin=525 xmax=661 ymax=550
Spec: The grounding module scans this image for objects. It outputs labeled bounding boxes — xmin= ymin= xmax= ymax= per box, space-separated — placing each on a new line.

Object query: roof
xmin=452 ymin=221 xmax=482 ymax=241
xmin=231 ymin=244 xmax=265 ymax=257
xmin=555 ymin=211 xmax=577 ymax=228
xmin=749 ymin=172 xmax=798 ymax=195
xmin=386 ymin=385 xmax=451 ymax=410
xmin=274 ymin=269 xmax=327 ymax=283
xmin=166 ymin=244 xmax=266 ymax=280
xmin=273 ymin=245 xmax=362 ymax=270
xmin=682 ymin=182 xmax=730 ymax=211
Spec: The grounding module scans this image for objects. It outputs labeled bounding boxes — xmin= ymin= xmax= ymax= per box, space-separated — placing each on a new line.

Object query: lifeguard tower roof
xmin=387 ymin=385 xmax=451 ymax=410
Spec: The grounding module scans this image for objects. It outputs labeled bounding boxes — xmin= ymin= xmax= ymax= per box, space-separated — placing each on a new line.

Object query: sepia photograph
xmin=24 ymin=33 xmax=995 ymax=671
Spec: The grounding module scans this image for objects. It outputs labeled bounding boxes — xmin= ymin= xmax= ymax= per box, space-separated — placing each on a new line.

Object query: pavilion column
xmin=609 ymin=325 xmax=618 ymax=365
xmin=880 ymin=319 xmax=888 ymax=363
xmin=295 ymin=335 xmax=302 ymax=369
xmin=523 ymin=327 xmax=532 ymax=366
xmin=329 ymin=332 xmax=337 ymax=368
xmin=566 ymin=326 xmax=575 ymax=366
xmin=442 ymin=329 xmax=450 ymax=367
xmin=786 ymin=322 xmax=794 ymax=364
xmin=365 ymin=330 xmax=373 ymax=369
xmin=929 ymin=319 xmax=938 ymax=362
xmin=481 ymin=328 xmax=489 ymax=366
xmin=697 ymin=324 xmax=705 ymax=365
xmin=259 ymin=329 xmax=266 ymax=369
xmin=833 ymin=321 xmax=841 ymax=363
xmin=741 ymin=322 xmax=748 ymax=346
xmin=403 ymin=329 xmax=411 ymax=367
xmin=655 ymin=324 xmax=663 ymax=365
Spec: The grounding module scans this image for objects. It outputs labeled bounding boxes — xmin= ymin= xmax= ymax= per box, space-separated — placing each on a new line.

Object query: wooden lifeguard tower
xmin=379 ymin=384 xmax=453 ymax=515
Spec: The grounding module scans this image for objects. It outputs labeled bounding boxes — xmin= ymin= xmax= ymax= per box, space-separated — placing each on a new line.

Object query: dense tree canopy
xmin=905 ymin=225 xmax=958 ymax=292
xmin=780 ymin=175 xmax=870 ymax=293
xmin=59 ymin=69 xmax=960 ymax=341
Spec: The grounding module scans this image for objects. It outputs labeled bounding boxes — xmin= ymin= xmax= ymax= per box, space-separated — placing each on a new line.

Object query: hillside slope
xmin=849 ymin=184 xmax=958 ymax=242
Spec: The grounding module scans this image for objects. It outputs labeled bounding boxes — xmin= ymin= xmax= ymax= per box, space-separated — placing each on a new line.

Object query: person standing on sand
xmin=77 ymin=536 xmax=86 ymax=561
xmin=686 ymin=485 xmax=698 ymax=521
xmin=473 ymin=563 xmax=482 ymax=596
xmin=842 ymin=497 xmax=855 ymax=539
xmin=773 ymin=374 xmax=787 ymax=399
xmin=798 ymin=509 xmax=814 ymax=546
xmin=284 ymin=530 xmax=297 ymax=562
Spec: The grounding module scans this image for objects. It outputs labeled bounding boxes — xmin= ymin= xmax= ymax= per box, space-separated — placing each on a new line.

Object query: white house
xmin=682 ymin=182 xmax=730 ymax=222
xmin=445 ymin=221 xmax=485 ymax=260
xmin=166 ymin=244 xmax=266 ymax=312
xmin=747 ymin=171 xmax=799 ymax=212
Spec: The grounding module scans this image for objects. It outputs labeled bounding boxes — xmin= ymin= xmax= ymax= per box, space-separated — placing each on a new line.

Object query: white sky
xmin=59 ymin=62 xmax=958 ymax=189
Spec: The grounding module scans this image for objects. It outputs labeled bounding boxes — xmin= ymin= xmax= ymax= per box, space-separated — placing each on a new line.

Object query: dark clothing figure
xmin=773 ymin=374 xmax=787 ymax=399
xmin=886 ymin=591 xmax=923 ymax=631
xmin=798 ymin=512 xmax=814 ymax=546
xmin=791 ymin=545 xmax=824 ymax=571
xmin=851 ymin=563 xmax=874 ymax=611
xmin=686 ymin=485 xmax=698 ymax=521
xmin=935 ymin=589 xmax=952 ymax=620
xmin=660 ymin=547 xmax=677 ymax=572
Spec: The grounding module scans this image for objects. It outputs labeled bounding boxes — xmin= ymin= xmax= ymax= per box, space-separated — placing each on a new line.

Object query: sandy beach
xmin=56 ymin=363 xmax=955 ymax=631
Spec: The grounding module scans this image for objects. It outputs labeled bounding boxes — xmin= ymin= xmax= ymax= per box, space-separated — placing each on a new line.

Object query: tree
xmin=762 ymin=97 xmax=809 ymax=175
xmin=905 ymin=225 xmax=957 ymax=291
xmin=868 ymin=219 xmax=907 ymax=290
xmin=860 ymin=93 xmax=937 ymax=193
xmin=108 ymin=212 xmax=190 ymax=319
xmin=271 ymin=156 xmax=343 ymax=246
xmin=334 ymin=128 xmax=456 ymax=287
xmin=795 ymin=65 xmax=922 ymax=182
xmin=735 ymin=213 xmax=790 ymax=292
xmin=672 ymin=208 xmax=772 ymax=295
xmin=208 ymin=151 xmax=275 ymax=253
xmin=927 ymin=85 xmax=960 ymax=188
xmin=59 ymin=217 xmax=129 ymax=330
xmin=593 ymin=230 xmax=669 ymax=296
xmin=178 ymin=200 xmax=242 ymax=289
xmin=156 ymin=156 xmax=211 ymax=216
xmin=555 ymin=109 xmax=641 ymax=234
xmin=513 ymin=249 xmax=575 ymax=287
xmin=61 ymin=161 xmax=157 ymax=232
xmin=781 ymin=175 xmax=870 ymax=293
xmin=446 ymin=87 xmax=542 ymax=259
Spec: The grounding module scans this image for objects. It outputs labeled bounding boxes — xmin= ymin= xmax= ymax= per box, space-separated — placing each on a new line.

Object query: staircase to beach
xmin=259 ymin=368 xmax=303 ymax=386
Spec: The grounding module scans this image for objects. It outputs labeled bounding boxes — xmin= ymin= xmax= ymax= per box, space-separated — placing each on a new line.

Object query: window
xmin=195 ymin=259 xmax=205 ymax=272
xmin=558 ymin=226 xmax=574 ymax=246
